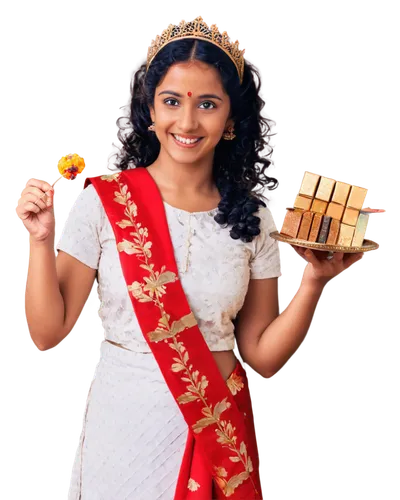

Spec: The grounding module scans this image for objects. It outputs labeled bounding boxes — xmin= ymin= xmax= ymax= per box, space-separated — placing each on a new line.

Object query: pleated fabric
xmin=68 ymin=340 xmax=190 ymax=499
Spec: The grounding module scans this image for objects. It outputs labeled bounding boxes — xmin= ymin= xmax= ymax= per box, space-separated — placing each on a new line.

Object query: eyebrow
xmin=158 ymin=90 xmax=223 ymax=101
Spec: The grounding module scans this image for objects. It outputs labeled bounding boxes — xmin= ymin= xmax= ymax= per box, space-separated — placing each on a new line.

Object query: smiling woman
xmin=147 ymin=61 xmax=235 ymax=164
xmin=54 ymin=16 xmax=282 ymax=500
xmin=89 ymin=27 xmax=282 ymax=500
xmin=46 ymin=15 xmax=283 ymax=500
xmin=15 ymin=10 xmax=382 ymax=500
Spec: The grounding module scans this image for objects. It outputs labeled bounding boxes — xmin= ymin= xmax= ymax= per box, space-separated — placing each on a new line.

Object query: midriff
xmin=211 ymin=350 xmax=238 ymax=382
xmin=105 ymin=340 xmax=238 ymax=382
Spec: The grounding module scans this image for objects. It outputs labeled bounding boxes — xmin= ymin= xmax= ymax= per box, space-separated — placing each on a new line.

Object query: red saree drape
xmin=84 ymin=167 xmax=263 ymax=499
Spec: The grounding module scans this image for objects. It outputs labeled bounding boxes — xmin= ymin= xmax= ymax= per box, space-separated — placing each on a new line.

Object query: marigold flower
xmin=54 ymin=150 xmax=88 ymax=182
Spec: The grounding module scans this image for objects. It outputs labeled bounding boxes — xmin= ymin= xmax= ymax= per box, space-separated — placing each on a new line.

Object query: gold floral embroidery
xmin=188 ymin=477 xmax=201 ymax=492
xmin=226 ymin=372 xmax=245 ymax=396
xmin=100 ymin=172 xmax=121 ymax=182
xmin=104 ymin=173 xmax=258 ymax=497
xmin=214 ymin=463 xmax=253 ymax=497
xmin=169 ymin=341 xmax=254 ymax=495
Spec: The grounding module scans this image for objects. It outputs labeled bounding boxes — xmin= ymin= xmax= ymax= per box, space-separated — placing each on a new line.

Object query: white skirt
xmin=68 ymin=339 xmax=189 ymax=499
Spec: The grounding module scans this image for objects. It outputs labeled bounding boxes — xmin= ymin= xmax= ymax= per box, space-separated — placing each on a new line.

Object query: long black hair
xmin=108 ymin=38 xmax=279 ymax=243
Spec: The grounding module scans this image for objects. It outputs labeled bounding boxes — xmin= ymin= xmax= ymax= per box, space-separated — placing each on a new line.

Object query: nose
xmin=177 ymin=103 xmax=198 ymax=132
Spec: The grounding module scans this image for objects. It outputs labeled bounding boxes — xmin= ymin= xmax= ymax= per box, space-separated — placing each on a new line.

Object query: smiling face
xmin=148 ymin=60 xmax=234 ymax=164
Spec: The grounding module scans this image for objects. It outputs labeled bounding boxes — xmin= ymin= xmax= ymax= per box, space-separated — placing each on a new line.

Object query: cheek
xmin=208 ymin=123 xmax=227 ymax=142
xmin=155 ymin=108 xmax=173 ymax=125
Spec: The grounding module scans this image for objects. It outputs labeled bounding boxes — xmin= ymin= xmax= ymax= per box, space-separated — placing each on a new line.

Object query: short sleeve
xmin=55 ymin=183 xmax=102 ymax=270
xmin=249 ymin=204 xmax=282 ymax=279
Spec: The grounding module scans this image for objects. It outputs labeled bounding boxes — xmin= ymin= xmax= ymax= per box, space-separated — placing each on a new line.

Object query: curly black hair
xmin=107 ymin=38 xmax=279 ymax=243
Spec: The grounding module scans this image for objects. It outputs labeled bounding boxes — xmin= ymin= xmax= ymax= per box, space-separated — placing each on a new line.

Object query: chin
xmin=161 ymin=135 xmax=217 ymax=162
xmin=169 ymin=151 xmax=204 ymax=164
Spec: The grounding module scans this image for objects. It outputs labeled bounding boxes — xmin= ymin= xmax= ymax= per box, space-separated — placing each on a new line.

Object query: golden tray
xmin=269 ymin=231 xmax=379 ymax=253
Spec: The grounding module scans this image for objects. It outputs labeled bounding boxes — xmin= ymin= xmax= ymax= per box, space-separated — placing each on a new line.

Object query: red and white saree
xmin=82 ymin=167 xmax=264 ymax=499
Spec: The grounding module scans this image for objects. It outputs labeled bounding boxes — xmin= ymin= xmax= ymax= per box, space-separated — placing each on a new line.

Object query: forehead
xmin=158 ymin=61 xmax=224 ymax=91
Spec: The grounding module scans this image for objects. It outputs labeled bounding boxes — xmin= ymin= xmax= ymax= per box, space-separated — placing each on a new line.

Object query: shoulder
xmin=71 ymin=183 xmax=102 ymax=211
xmin=65 ymin=184 xmax=104 ymax=222
xmin=254 ymin=202 xmax=278 ymax=234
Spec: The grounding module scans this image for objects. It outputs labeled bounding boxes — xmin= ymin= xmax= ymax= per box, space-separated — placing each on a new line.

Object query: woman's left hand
xmin=290 ymin=245 xmax=364 ymax=288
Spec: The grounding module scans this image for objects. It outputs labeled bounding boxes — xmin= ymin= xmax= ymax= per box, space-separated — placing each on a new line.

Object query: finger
xmin=333 ymin=252 xmax=344 ymax=262
xmin=47 ymin=189 xmax=54 ymax=209
xmin=25 ymin=192 xmax=48 ymax=211
xmin=24 ymin=177 xmax=54 ymax=191
xmin=290 ymin=245 xmax=308 ymax=260
xmin=23 ymin=185 xmax=52 ymax=199
xmin=20 ymin=201 xmax=42 ymax=218
xmin=26 ymin=186 xmax=54 ymax=207
xmin=312 ymin=250 xmax=331 ymax=261
xmin=304 ymin=248 xmax=321 ymax=265
xmin=343 ymin=252 xmax=364 ymax=269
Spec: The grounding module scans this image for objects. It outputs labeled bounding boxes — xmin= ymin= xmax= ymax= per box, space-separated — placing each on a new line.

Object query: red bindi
xmin=187 ymin=91 xmax=192 ymax=97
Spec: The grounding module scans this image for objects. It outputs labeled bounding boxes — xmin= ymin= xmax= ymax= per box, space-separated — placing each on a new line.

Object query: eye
xmin=199 ymin=101 xmax=217 ymax=110
xmin=164 ymin=97 xmax=179 ymax=106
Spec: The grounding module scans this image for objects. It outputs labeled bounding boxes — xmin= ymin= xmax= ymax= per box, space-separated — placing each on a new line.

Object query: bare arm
xmin=235 ymin=242 xmax=363 ymax=378
xmin=256 ymin=281 xmax=324 ymax=378
xmin=25 ymin=233 xmax=96 ymax=350
xmin=235 ymin=278 xmax=323 ymax=378
xmin=19 ymin=177 xmax=98 ymax=350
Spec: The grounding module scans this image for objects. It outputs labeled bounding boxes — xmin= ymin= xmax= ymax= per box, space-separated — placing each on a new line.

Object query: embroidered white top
xmin=55 ymin=182 xmax=282 ymax=352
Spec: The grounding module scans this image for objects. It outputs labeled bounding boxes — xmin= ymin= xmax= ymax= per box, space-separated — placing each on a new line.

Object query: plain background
xmin=10 ymin=6 xmax=398 ymax=500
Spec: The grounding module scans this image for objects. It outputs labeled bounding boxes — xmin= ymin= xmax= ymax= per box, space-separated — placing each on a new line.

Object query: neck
xmin=147 ymin=147 xmax=217 ymax=196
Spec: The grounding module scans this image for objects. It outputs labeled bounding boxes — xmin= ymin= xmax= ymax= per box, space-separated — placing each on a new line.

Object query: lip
xmin=171 ymin=133 xmax=204 ymax=148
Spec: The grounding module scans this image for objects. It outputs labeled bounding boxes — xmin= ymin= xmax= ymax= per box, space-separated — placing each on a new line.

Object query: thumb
xmin=49 ymin=189 xmax=57 ymax=208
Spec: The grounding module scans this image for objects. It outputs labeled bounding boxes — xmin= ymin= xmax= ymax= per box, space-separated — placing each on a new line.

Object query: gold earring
xmin=222 ymin=125 xmax=236 ymax=140
xmin=148 ymin=122 xmax=156 ymax=131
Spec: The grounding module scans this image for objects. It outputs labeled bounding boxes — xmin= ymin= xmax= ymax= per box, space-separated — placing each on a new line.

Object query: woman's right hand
xmin=16 ymin=178 xmax=55 ymax=242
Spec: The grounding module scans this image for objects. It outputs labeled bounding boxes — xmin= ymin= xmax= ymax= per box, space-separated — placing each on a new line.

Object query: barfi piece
xmin=280 ymin=208 xmax=303 ymax=238
xmin=331 ymin=181 xmax=351 ymax=205
xmin=326 ymin=219 xmax=340 ymax=245
xmin=337 ymin=223 xmax=355 ymax=246
xmin=317 ymin=215 xmax=332 ymax=243
xmin=347 ymin=185 xmax=368 ymax=210
xmin=294 ymin=194 xmax=313 ymax=211
xmin=315 ymin=176 xmax=336 ymax=202
xmin=326 ymin=202 xmax=345 ymax=221
xmin=311 ymin=198 xmax=328 ymax=214
xmin=342 ymin=206 xmax=360 ymax=226
xmin=299 ymin=170 xmax=321 ymax=198
xmin=308 ymin=213 xmax=323 ymax=242
xmin=351 ymin=211 xmax=371 ymax=247
xmin=297 ymin=211 xmax=314 ymax=240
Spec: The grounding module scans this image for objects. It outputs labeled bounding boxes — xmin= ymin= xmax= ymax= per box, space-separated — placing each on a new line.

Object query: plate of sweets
xmin=270 ymin=171 xmax=384 ymax=254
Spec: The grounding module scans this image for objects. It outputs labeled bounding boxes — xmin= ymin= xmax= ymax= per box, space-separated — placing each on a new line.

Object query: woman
xmin=19 ymin=16 xmax=364 ymax=499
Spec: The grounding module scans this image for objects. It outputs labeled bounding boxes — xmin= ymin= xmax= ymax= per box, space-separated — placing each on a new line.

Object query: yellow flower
xmin=54 ymin=150 xmax=88 ymax=182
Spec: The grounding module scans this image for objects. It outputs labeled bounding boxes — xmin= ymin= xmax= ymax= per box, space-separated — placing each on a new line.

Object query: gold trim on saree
xmin=98 ymin=171 xmax=258 ymax=497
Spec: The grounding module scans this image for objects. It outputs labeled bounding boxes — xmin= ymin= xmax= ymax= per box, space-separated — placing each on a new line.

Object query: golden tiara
xmin=146 ymin=16 xmax=245 ymax=84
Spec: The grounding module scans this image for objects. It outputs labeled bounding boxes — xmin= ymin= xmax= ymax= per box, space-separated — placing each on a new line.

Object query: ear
xmin=149 ymin=105 xmax=155 ymax=123
xmin=225 ymin=118 xmax=235 ymax=130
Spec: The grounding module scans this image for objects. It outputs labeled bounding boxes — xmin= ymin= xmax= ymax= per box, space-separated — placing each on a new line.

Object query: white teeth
xmin=173 ymin=134 xmax=201 ymax=144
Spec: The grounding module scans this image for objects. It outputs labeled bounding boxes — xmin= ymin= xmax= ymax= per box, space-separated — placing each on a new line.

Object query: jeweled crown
xmin=146 ymin=16 xmax=245 ymax=84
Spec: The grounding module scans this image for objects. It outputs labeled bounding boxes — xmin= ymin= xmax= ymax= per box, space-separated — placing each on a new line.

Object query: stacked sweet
xmin=280 ymin=172 xmax=369 ymax=247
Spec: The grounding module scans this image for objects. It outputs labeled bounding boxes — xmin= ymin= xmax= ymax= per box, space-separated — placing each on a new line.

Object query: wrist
xmin=300 ymin=278 xmax=326 ymax=294
xmin=29 ymin=233 xmax=55 ymax=247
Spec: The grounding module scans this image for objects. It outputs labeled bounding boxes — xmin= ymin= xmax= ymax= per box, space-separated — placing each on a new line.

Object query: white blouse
xmin=55 ymin=181 xmax=282 ymax=352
